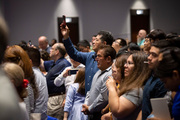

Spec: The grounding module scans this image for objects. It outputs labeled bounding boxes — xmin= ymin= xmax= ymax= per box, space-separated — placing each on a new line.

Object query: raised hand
xmin=60 ymin=23 xmax=70 ymax=40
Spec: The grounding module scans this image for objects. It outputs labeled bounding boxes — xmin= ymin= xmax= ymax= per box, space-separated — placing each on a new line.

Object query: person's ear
xmin=103 ymin=41 xmax=107 ymax=45
xmin=172 ymin=70 xmax=180 ymax=82
xmin=55 ymin=49 xmax=59 ymax=55
xmin=29 ymin=59 xmax=33 ymax=66
xmin=106 ymin=56 xmax=112 ymax=63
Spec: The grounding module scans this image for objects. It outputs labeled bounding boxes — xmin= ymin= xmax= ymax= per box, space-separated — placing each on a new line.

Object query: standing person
xmin=143 ymin=29 xmax=166 ymax=55
xmin=152 ymin=47 xmax=180 ymax=120
xmin=50 ymin=38 xmax=57 ymax=47
xmin=101 ymin=52 xmax=131 ymax=119
xmin=81 ymin=45 xmax=116 ymax=120
xmin=137 ymin=29 xmax=147 ymax=49
xmin=63 ymin=67 xmax=88 ymax=120
xmin=61 ymin=25 xmax=114 ymax=94
xmin=90 ymin=35 xmax=97 ymax=51
xmin=77 ymin=40 xmax=91 ymax=52
xmin=54 ymin=57 xmax=85 ymax=92
xmin=38 ymin=36 xmax=51 ymax=54
xmin=43 ymin=43 xmax=71 ymax=95
xmin=2 ymin=63 xmax=29 ymax=120
xmin=41 ymin=43 xmax=71 ymax=119
xmin=0 ymin=16 xmax=23 ymax=120
xmin=105 ymin=51 xmax=151 ymax=120
xmin=112 ymin=38 xmax=127 ymax=54
xmin=26 ymin=47 xmax=49 ymax=120
xmin=4 ymin=45 xmax=39 ymax=119
xmin=141 ymin=41 xmax=168 ymax=120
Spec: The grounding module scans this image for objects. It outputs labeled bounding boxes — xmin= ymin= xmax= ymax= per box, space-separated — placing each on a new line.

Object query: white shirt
xmin=54 ymin=64 xmax=85 ymax=92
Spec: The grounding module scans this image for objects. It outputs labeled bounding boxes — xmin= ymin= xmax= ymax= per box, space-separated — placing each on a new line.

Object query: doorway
xmin=58 ymin=17 xmax=79 ymax=45
xmin=130 ymin=9 xmax=150 ymax=43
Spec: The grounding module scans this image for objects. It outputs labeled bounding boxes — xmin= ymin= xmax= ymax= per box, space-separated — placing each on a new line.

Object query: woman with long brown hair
xmin=3 ymin=45 xmax=38 ymax=118
xmin=63 ymin=67 xmax=88 ymax=120
xmin=106 ymin=51 xmax=151 ymax=120
xmin=101 ymin=52 xmax=131 ymax=120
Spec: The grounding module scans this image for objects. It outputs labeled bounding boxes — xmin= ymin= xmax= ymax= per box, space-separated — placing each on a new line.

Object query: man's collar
xmin=54 ymin=57 xmax=64 ymax=64
xmin=101 ymin=66 xmax=112 ymax=72
xmin=92 ymin=53 xmax=97 ymax=61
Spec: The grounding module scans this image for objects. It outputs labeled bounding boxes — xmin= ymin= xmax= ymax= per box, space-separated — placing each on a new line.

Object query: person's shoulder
xmin=86 ymin=51 xmax=96 ymax=59
xmin=44 ymin=60 xmax=54 ymax=65
xmin=0 ymin=70 xmax=23 ymax=119
xmin=70 ymin=83 xmax=79 ymax=90
xmin=78 ymin=64 xmax=85 ymax=68
xmin=62 ymin=58 xmax=71 ymax=66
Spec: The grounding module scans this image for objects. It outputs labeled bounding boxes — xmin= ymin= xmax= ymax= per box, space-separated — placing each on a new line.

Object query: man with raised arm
xmin=61 ymin=25 xmax=114 ymax=94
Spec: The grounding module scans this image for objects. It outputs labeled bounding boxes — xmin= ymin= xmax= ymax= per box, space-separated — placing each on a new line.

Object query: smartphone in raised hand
xmin=62 ymin=15 xmax=66 ymax=29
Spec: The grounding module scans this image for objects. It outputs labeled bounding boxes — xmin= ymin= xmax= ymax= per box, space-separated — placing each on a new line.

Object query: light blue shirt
xmin=33 ymin=67 xmax=49 ymax=120
xmin=63 ymin=38 xmax=99 ymax=94
xmin=85 ymin=66 xmax=112 ymax=113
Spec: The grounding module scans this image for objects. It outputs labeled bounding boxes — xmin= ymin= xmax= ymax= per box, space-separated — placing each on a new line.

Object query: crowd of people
xmin=0 ymin=15 xmax=180 ymax=120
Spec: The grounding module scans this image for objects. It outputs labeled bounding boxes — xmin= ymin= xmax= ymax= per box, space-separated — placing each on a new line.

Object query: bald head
xmin=138 ymin=29 xmax=147 ymax=40
xmin=38 ymin=36 xmax=48 ymax=50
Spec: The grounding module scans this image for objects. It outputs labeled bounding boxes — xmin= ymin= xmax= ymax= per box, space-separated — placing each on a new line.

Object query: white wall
xmin=2 ymin=0 xmax=180 ymax=45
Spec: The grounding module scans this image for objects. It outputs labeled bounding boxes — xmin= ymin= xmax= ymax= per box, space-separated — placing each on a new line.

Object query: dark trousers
xmin=88 ymin=112 xmax=102 ymax=120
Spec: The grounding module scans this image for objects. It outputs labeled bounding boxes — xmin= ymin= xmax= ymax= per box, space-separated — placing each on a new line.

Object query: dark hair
xmin=117 ymin=38 xmax=127 ymax=47
xmin=52 ymin=38 xmax=57 ymax=43
xmin=18 ymin=41 xmax=28 ymax=51
xmin=155 ymin=47 xmax=180 ymax=78
xmin=151 ymin=39 xmax=171 ymax=49
xmin=116 ymin=47 xmax=128 ymax=58
xmin=26 ymin=47 xmax=41 ymax=67
xmin=128 ymin=42 xmax=140 ymax=51
xmin=98 ymin=45 xmax=116 ymax=62
xmin=166 ymin=32 xmax=178 ymax=40
xmin=167 ymin=37 xmax=180 ymax=48
xmin=147 ymin=29 xmax=166 ymax=41
xmin=0 ymin=17 xmax=8 ymax=63
xmin=74 ymin=67 xmax=85 ymax=95
xmin=40 ymin=50 xmax=50 ymax=61
xmin=97 ymin=31 xmax=114 ymax=46
xmin=50 ymin=38 xmax=57 ymax=46
xmin=77 ymin=40 xmax=90 ymax=48
xmin=74 ymin=45 xmax=80 ymax=51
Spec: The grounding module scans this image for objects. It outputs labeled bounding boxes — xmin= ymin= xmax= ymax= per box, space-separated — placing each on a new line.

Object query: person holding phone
xmin=54 ymin=56 xmax=85 ymax=93
xmin=63 ymin=68 xmax=88 ymax=120
xmin=60 ymin=21 xmax=114 ymax=95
